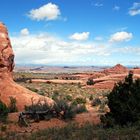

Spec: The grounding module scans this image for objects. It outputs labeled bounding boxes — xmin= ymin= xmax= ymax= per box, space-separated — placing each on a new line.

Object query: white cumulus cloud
xmin=28 ymin=3 xmax=61 ymax=21
xmin=10 ymin=31 xmax=111 ymax=65
xmin=69 ymin=32 xmax=90 ymax=41
xmin=113 ymin=5 xmax=120 ymax=11
xmin=94 ymin=3 xmax=103 ymax=7
xmin=109 ymin=31 xmax=133 ymax=43
xmin=129 ymin=2 xmax=140 ymax=16
xmin=10 ymin=30 xmax=140 ymax=66
xmin=20 ymin=28 xmax=30 ymax=36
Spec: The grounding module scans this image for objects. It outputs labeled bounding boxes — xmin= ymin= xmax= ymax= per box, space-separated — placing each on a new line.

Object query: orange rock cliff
xmin=0 ymin=22 xmax=53 ymax=111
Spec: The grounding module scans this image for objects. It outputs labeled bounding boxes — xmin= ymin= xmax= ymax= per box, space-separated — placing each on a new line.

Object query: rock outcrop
xmin=103 ymin=64 xmax=128 ymax=75
xmin=0 ymin=22 xmax=14 ymax=81
xmin=0 ymin=22 xmax=53 ymax=110
xmin=131 ymin=68 xmax=140 ymax=74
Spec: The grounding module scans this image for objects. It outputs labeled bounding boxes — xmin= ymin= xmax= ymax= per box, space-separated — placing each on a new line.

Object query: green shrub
xmin=1 ymin=125 xmax=7 ymax=132
xmin=73 ymin=97 xmax=86 ymax=105
xmin=52 ymin=90 xmax=59 ymax=101
xmin=89 ymin=94 xmax=93 ymax=101
xmin=27 ymin=87 xmax=38 ymax=92
xmin=25 ymin=101 xmax=51 ymax=112
xmin=66 ymin=95 xmax=73 ymax=101
xmin=91 ymin=98 xmax=101 ymax=106
xmin=25 ymin=98 xmax=76 ymax=121
xmin=101 ymin=72 xmax=140 ymax=127
xmin=101 ymin=97 xmax=108 ymax=105
xmin=63 ymin=105 xmax=76 ymax=120
xmin=8 ymin=97 xmax=18 ymax=113
xmin=37 ymin=90 xmax=45 ymax=96
xmin=53 ymin=90 xmax=59 ymax=95
xmin=74 ymin=104 xmax=87 ymax=114
xmin=99 ymin=104 xmax=106 ymax=113
xmin=3 ymin=122 xmax=140 ymax=139
xmin=86 ymin=78 xmax=94 ymax=85
xmin=54 ymin=99 xmax=76 ymax=120
xmin=0 ymin=100 xmax=9 ymax=122
xmin=25 ymin=101 xmax=53 ymax=121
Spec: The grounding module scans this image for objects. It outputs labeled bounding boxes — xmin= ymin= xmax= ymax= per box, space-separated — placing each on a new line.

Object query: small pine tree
xmin=101 ymin=72 xmax=140 ymax=127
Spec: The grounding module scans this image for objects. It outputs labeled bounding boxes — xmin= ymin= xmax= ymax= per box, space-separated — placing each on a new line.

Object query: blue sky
xmin=0 ymin=0 xmax=140 ymax=66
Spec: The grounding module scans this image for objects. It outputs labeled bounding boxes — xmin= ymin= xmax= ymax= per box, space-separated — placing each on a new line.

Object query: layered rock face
xmin=0 ymin=22 xmax=53 ymax=110
xmin=0 ymin=22 xmax=14 ymax=81
xmin=103 ymin=64 xmax=128 ymax=75
xmin=131 ymin=68 xmax=140 ymax=74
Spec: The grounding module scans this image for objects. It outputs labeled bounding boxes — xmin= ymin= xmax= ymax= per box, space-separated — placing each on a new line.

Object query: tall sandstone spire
xmin=0 ymin=22 xmax=53 ymax=110
xmin=0 ymin=22 xmax=14 ymax=80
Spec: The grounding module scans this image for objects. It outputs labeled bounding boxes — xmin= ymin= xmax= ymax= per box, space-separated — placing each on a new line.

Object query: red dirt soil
xmin=4 ymin=105 xmax=100 ymax=134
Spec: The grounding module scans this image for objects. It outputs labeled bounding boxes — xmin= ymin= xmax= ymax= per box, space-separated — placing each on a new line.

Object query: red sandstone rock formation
xmin=0 ymin=22 xmax=53 ymax=110
xmin=103 ymin=64 xmax=128 ymax=75
xmin=131 ymin=68 xmax=140 ymax=74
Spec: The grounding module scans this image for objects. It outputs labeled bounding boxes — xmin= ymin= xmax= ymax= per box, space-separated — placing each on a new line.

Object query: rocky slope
xmin=0 ymin=22 xmax=53 ymax=110
xmin=103 ymin=64 xmax=128 ymax=75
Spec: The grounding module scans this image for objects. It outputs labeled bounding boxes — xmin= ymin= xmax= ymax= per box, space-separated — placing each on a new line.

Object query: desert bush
xmin=102 ymin=91 xmax=110 ymax=97
xmin=101 ymin=72 xmax=140 ymax=127
xmin=2 ymin=123 xmax=140 ymax=140
xmin=37 ymin=90 xmax=45 ymax=96
xmin=53 ymin=99 xmax=76 ymax=120
xmin=101 ymin=97 xmax=108 ymax=105
xmin=74 ymin=104 xmax=87 ymax=114
xmin=27 ymin=87 xmax=38 ymax=92
xmin=91 ymin=98 xmax=101 ymax=106
xmin=53 ymin=90 xmax=59 ymax=95
xmin=25 ymin=101 xmax=51 ymax=112
xmin=27 ymin=122 xmax=140 ymax=140
xmin=89 ymin=94 xmax=93 ymax=101
xmin=73 ymin=97 xmax=86 ymax=105
xmin=8 ymin=97 xmax=18 ymax=113
xmin=63 ymin=105 xmax=76 ymax=120
xmin=25 ymin=100 xmax=53 ymax=121
xmin=86 ymin=78 xmax=94 ymax=85
xmin=66 ymin=95 xmax=73 ymax=101
xmin=1 ymin=125 xmax=7 ymax=132
xmin=99 ymin=104 xmax=106 ymax=113
xmin=0 ymin=100 xmax=9 ymax=122
xmin=25 ymin=98 xmax=77 ymax=121
xmin=52 ymin=90 xmax=59 ymax=101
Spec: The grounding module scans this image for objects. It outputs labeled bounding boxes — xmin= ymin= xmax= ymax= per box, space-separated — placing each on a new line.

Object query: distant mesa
xmin=30 ymin=66 xmax=44 ymax=71
xmin=0 ymin=22 xmax=53 ymax=111
xmin=103 ymin=64 xmax=128 ymax=75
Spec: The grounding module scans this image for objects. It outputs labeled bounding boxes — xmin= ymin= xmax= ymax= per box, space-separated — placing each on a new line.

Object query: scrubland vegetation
xmin=1 ymin=72 xmax=140 ymax=139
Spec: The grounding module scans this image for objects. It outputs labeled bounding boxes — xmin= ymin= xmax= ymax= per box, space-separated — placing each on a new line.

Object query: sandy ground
xmin=31 ymin=79 xmax=84 ymax=84
xmin=0 ymin=105 xmax=100 ymax=136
